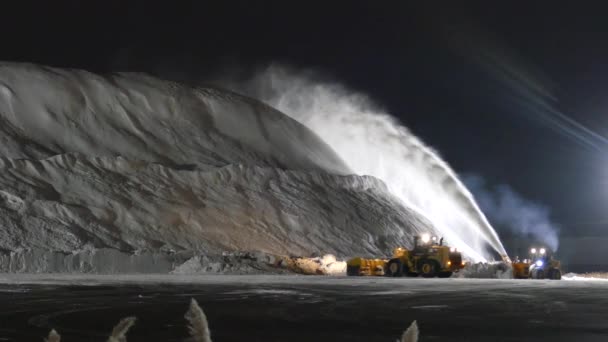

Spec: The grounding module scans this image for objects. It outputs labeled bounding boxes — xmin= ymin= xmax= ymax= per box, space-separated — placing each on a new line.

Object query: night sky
xmin=2 ymin=1 xmax=607 ymax=241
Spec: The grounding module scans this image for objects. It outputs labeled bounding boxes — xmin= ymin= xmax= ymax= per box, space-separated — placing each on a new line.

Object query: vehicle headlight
xmin=531 ymin=248 xmax=537 ymax=254
xmin=535 ymin=260 xmax=543 ymax=267
xmin=539 ymin=248 xmax=546 ymax=255
xmin=421 ymin=234 xmax=430 ymax=243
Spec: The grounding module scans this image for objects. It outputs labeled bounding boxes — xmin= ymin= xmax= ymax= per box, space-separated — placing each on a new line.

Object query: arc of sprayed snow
xmin=45 ymin=329 xmax=61 ymax=342
xmin=399 ymin=321 xmax=418 ymax=342
xmin=107 ymin=317 xmax=137 ymax=342
xmin=185 ymin=298 xmax=212 ymax=342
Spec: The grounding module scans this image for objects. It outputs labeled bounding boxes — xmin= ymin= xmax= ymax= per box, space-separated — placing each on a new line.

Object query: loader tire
xmin=419 ymin=260 xmax=437 ymax=278
xmin=549 ymin=269 xmax=562 ymax=280
xmin=386 ymin=259 xmax=404 ymax=277
xmin=534 ymin=269 xmax=545 ymax=279
xmin=346 ymin=265 xmax=361 ymax=276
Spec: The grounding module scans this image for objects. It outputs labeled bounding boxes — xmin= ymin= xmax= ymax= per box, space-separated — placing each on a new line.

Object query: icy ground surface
xmin=0 ymin=275 xmax=607 ymax=341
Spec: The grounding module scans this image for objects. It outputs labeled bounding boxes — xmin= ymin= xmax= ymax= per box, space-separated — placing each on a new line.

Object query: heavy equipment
xmin=512 ymin=247 xmax=561 ymax=280
xmin=346 ymin=234 xmax=466 ymax=278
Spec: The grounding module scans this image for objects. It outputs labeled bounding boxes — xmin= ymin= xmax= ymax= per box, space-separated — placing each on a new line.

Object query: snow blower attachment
xmin=347 ymin=234 xmax=466 ymax=278
xmin=512 ymin=247 xmax=562 ymax=280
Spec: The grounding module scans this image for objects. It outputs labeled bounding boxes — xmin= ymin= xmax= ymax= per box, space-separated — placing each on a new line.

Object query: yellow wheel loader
xmin=347 ymin=234 xmax=465 ymax=278
xmin=512 ymin=247 xmax=561 ymax=280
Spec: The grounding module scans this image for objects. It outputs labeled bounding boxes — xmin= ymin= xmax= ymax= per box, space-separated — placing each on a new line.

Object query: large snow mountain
xmin=0 ymin=63 xmax=436 ymax=273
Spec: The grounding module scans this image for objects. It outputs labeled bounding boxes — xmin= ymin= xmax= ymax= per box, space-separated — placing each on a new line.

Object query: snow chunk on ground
xmin=171 ymin=252 xmax=346 ymax=275
xmin=563 ymin=272 xmax=608 ymax=281
xmin=289 ymin=254 xmax=347 ymax=275
xmin=455 ymin=262 xmax=513 ymax=279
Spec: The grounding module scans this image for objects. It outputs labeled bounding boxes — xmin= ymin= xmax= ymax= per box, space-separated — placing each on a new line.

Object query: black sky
xmin=2 ymin=1 xmax=608 ymax=239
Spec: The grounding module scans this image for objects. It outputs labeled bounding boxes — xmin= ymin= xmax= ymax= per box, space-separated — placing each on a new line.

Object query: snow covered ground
xmin=0 ymin=274 xmax=606 ymax=341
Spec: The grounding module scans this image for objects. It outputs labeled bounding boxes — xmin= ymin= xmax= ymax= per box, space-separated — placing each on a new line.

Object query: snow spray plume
xmin=463 ymin=175 xmax=560 ymax=252
xmin=225 ymin=65 xmax=507 ymax=262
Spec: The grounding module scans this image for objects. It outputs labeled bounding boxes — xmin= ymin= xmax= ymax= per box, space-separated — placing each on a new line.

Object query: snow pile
xmin=562 ymin=273 xmax=608 ymax=281
xmin=0 ymin=154 xmax=433 ymax=262
xmin=171 ymin=252 xmax=286 ymax=275
xmin=0 ymin=63 xmax=440 ymax=273
xmin=171 ymin=252 xmax=346 ymax=275
xmin=289 ymin=254 xmax=347 ymax=275
xmin=316 ymin=254 xmax=347 ymax=275
xmin=455 ymin=262 xmax=513 ymax=279
xmin=0 ymin=248 xmax=189 ymax=273
xmin=0 ymin=62 xmax=348 ymax=175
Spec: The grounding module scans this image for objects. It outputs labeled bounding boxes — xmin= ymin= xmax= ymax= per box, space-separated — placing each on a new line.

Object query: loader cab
xmin=413 ymin=234 xmax=439 ymax=252
xmin=409 ymin=234 xmax=464 ymax=276
xmin=412 ymin=235 xmax=426 ymax=255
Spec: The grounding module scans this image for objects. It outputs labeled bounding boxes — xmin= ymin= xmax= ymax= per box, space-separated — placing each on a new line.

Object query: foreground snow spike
xmin=399 ymin=321 xmax=419 ymax=342
xmin=40 ymin=302 xmax=412 ymax=342
xmin=107 ymin=316 xmax=136 ymax=342
xmin=45 ymin=329 xmax=61 ymax=342
xmin=185 ymin=298 xmax=212 ymax=342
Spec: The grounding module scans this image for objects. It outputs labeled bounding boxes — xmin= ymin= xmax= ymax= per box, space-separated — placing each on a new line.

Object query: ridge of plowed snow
xmin=0 ymin=62 xmax=349 ymax=174
xmin=0 ymin=153 xmax=434 ymax=258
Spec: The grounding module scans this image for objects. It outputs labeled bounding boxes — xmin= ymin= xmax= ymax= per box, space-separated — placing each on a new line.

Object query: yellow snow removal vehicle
xmin=512 ymin=247 xmax=561 ymax=280
xmin=347 ymin=234 xmax=466 ymax=278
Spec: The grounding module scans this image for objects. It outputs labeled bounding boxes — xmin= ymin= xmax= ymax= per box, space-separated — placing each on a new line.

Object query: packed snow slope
xmin=0 ymin=62 xmax=349 ymax=175
xmin=0 ymin=63 xmax=439 ymax=272
xmin=0 ymin=154 xmax=430 ymax=257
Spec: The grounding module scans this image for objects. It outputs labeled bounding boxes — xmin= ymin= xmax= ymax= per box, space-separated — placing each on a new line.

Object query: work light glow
xmin=421 ymin=234 xmax=431 ymax=243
